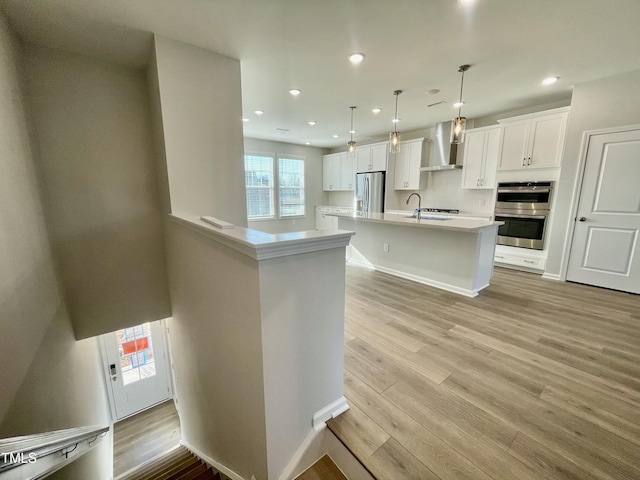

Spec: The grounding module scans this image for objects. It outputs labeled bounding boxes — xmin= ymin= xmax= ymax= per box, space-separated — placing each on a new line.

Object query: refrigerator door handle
xmin=364 ymin=176 xmax=369 ymax=212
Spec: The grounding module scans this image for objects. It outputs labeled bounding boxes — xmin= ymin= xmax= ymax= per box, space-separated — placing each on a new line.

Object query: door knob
xmin=579 ymin=217 xmax=587 ymax=222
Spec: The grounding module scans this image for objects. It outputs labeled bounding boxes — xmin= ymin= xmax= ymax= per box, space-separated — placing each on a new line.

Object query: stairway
xmin=117 ymin=445 xmax=222 ymax=480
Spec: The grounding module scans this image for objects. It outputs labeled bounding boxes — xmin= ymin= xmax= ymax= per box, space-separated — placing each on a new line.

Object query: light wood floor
xmin=113 ymin=400 xmax=181 ymax=478
xmin=327 ymin=266 xmax=640 ymax=480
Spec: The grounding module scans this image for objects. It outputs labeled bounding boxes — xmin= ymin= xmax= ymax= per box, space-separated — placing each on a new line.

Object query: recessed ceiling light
xmin=459 ymin=0 xmax=476 ymax=4
xmin=242 ymin=118 xmax=250 ymax=122
xmin=542 ymin=76 xmax=559 ymax=86
xmin=289 ymin=88 xmax=302 ymax=96
xmin=332 ymin=134 xmax=339 ymax=138
xmin=453 ymin=102 xmax=465 ymax=108
xmin=392 ymin=118 xmax=400 ymax=123
xmin=308 ymin=121 xmax=317 ymax=126
xmin=254 ymin=110 xmax=264 ymax=115
xmin=372 ymin=108 xmax=382 ymax=114
xmin=305 ymin=142 xmax=311 ymax=145
xmin=348 ymin=53 xmax=365 ymax=64
xmin=426 ymin=89 xmax=440 ymax=95
xmin=349 ymin=130 xmax=357 ymax=134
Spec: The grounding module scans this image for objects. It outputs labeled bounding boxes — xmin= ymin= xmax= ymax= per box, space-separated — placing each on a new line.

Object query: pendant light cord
xmin=456 ymin=65 xmax=470 ymax=118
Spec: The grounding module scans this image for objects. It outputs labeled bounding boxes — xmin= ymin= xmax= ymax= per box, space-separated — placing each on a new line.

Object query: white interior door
xmin=567 ymin=127 xmax=640 ymax=294
xmin=100 ymin=320 xmax=172 ymax=420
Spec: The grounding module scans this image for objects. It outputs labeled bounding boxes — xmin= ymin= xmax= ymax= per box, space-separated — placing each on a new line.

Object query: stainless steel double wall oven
xmin=494 ymin=181 xmax=554 ymax=250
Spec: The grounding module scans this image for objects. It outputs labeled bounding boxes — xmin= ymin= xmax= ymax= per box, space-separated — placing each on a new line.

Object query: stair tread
xmin=148 ymin=456 xmax=200 ymax=480
xmin=122 ymin=448 xmax=192 ymax=478
xmin=117 ymin=445 xmax=223 ymax=480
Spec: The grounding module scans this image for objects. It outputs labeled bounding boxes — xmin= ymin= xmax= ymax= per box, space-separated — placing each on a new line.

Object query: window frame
xmin=244 ymin=152 xmax=276 ymax=221
xmin=276 ymin=154 xmax=306 ymax=219
xmin=243 ymin=151 xmax=306 ymax=221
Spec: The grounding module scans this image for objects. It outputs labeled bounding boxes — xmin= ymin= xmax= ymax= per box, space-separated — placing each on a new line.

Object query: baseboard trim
xmin=181 ymin=440 xmax=245 ymax=480
xmin=541 ymin=272 xmax=561 ymax=281
xmin=312 ymin=396 xmax=350 ymax=431
xmin=278 ymin=426 xmax=325 ymax=480
xmin=373 ymin=264 xmax=481 ymax=298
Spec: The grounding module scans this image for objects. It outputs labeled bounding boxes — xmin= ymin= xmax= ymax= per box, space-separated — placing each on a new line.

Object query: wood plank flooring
xmin=114 ymin=400 xmax=181 ymax=478
xmin=328 ymin=266 xmax=640 ymax=480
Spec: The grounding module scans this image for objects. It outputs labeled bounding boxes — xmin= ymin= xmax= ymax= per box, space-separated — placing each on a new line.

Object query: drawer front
xmin=494 ymin=253 xmax=544 ymax=269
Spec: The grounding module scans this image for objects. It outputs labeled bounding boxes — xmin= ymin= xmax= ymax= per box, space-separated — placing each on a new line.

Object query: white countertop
xmin=328 ymin=211 xmax=502 ymax=232
xmin=170 ymin=214 xmax=354 ymax=260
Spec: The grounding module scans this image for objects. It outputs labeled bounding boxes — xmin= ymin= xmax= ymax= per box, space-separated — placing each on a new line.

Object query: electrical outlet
xmin=383 ymin=243 xmax=389 ymax=252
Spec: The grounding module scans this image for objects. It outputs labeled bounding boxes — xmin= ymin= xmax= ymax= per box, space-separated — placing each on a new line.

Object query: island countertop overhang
xmin=327 ymin=211 xmax=503 ymax=232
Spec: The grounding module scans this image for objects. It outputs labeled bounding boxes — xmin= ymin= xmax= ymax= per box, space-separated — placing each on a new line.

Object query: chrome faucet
xmin=405 ymin=193 xmax=422 ymax=218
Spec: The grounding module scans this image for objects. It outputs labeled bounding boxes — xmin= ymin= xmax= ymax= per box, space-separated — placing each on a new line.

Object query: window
xmin=244 ymin=153 xmax=305 ymax=219
xmin=244 ymin=154 xmax=275 ymax=219
xmin=278 ymin=157 xmax=305 ymax=217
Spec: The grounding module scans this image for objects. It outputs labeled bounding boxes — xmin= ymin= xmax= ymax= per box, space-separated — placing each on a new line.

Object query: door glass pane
xmin=116 ymin=323 xmax=156 ymax=386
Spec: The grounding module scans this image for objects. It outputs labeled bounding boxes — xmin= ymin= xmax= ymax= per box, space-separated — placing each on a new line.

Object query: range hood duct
xmin=420 ymin=122 xmax=463 ymax=172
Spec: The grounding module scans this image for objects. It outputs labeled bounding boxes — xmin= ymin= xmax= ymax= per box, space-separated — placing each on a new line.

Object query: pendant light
xmin=347 ymin=106 xmax=357 ymax=157
xmin=389 ymin=90 xmax=402 ymax=153
xmin=451 ymin=64 xmax=470 ymax=144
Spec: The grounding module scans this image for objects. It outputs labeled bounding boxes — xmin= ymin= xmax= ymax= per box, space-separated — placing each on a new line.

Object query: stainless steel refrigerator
xmin=355 ymin=171 xmax=385 ymax=213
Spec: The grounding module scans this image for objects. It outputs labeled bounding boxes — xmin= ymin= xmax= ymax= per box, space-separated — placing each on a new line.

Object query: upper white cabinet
xmin=322 ymin=152 xmax=355 ymax=191
xmin=497 ymin=107 xmax=569 ymax=170
xmin=461 ymin=126 xmax=501 ymax=189
xmin=356 ymin=141 xmax=388 ymax=173
xmin=393 ymin=138 xmax=424 ymax=190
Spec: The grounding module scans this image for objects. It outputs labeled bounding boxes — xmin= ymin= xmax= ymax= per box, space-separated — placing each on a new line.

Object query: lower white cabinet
xmin=323 ymin=152 xmax=355 ymax=191
xmin=393 ymin=138 xmax=424 ymax=190
xmin=461 ymin=126 xmax=501 ymax=189
xmin=316 ymin=206 xmax=353 ymax=229
xmin=494 ymin=245 xmax=546 ymax=271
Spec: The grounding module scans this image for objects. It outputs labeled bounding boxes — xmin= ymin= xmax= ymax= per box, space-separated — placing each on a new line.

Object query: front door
xmin=100 ymin=320 xmax=173 ymax=420
xmin=566 ymin=127 xmax=640 ymax=294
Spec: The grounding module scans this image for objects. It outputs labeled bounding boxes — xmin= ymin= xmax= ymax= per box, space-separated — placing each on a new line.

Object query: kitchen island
xmin=330 ymin=212 xmax=502 ymax=297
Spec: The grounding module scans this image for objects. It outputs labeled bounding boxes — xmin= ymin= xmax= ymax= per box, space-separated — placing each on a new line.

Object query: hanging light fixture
xmin=451 ymin=64 xmax=470 ymax=144
xmin=389 ymin=90 xmax=402 ymax=153
xmin=347 ymin=106 xmax=357 ymax=157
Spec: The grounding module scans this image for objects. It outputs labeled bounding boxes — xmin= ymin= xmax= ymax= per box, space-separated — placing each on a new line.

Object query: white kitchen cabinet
xmin=494 ymin=245 xmax=546 ymax=271
xmin=322 ymin=152 xmax=355 ymax=191
xmin=393 ymin=138 xmax=424 ymax=190
xmin=461 ymin=126 xmax=501 ymax=189
xmin=356 ymin=141 xmax=388 ymax=173
xmin=497 ymin=107 xmax=569 ymax=171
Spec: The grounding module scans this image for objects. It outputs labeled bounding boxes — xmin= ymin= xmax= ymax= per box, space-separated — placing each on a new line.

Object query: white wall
xmin=0 ymin=14 xmax=111 ymax=478
xmin=546 ymin=69 xmax=640 ymax=277
xmin=21 ymin=44 xmax=171 ymax=340
xmin=259 ymin=249 xmax=347 ymax=478
xmin=167 ymin=221 xmax=268 ymax=480
xmin=153 ymin=35 xmax=247 ymax=226
xmin=244 ymin=138 xmax=329 ymax=233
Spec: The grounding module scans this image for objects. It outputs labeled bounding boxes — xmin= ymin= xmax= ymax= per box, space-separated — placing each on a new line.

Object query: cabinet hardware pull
xmin=579 ymin=217 xmax=587 ymax=222
xmin=495 ymin=255 xmax=504 ymax=259
xmin=528 ymin=157 xmax=532 ymax=165
xmin=522 ymin=158 xmax=526 ymax=166
xmin=524 ymin=259 xmax=535 ymax=264
xmin=476 ymin=179 xmax=480 ymax=186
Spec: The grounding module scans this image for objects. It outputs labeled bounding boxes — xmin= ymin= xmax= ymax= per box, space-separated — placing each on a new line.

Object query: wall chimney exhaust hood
xmin=420 ymin=122 xmax=463 ymax=172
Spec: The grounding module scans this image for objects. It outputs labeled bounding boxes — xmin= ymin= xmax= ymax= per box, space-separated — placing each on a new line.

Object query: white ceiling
xmin=2 ymin=0 xmax=640 ymax=148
